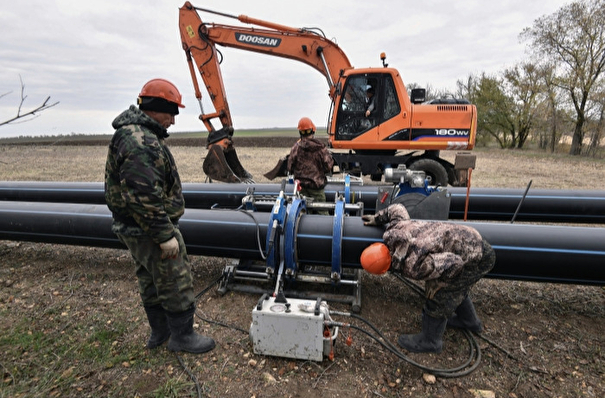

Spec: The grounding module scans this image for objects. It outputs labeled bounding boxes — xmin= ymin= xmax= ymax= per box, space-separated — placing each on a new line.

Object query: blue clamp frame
xmin=284 ymin=197 xmax=306 ymax=276
xmin=344 ymin=174 xmax=351 ymax=204
xmin=265 ymin=193 xmax=287 ymax=270
xmin=331 ymin=197 xmax=345 ymax=282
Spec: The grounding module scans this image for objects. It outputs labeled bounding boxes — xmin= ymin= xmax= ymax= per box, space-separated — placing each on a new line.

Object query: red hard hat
xmin=139 ymin=78 xmax=185 ymax=108
xmin=297 ymin=117 xmax=316 ymax=135
xmin=360 ymin=242 xmax=391 ymax=275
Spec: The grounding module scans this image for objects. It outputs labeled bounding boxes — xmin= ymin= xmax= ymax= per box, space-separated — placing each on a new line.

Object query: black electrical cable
xmin=391 ymin=273 xmax=425 ymax=297
xmin=173 ymin=270 xmax=252 ymax=398
xmin=172 ymin=275 xmax=226 ymax=398
xmin=205 ymin=206 xmax=268 ymax=259
xmin=194 ymin=274 xmax=226 ymax=300
xmin=327 ymin=270 xmax=484 ymax=377
xmin=235 ymin=208 xmax=267 ymax=260
xmin=349 ymin=312 xmax=478 ymax=374
xmin=343 ymin=323 xmax=480 ymax=378
xmin=392 ymin=272 xmax=483 ymax=377
xmin=193 ymin=273 xmax=249 ymax=335
xmin=174 ymin=353 xmax=204 ymax=398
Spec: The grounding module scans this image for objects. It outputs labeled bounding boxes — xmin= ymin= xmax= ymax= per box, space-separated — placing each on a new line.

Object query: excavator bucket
xmin=203 ymin=144 xmax=254 ymax=183
xmin=263 ymin=155 xmax=290 ymax=180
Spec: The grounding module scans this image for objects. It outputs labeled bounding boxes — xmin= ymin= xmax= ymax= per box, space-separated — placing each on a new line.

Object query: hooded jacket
xmin=104 ymin=105 xmax=184 ymax=244
xmin=287 ymin=137 xmax=334 ymax=190
xmin=375 ymin=204 xmax=484 ymax=281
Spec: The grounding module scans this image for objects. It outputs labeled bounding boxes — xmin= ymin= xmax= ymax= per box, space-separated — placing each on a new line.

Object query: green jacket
xmin=104 ymin=105 xmax=184 ymax=244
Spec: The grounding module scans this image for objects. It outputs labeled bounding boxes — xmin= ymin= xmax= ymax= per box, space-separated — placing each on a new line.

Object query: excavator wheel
xmin=408 ymin=158 xmax=448 ymax=187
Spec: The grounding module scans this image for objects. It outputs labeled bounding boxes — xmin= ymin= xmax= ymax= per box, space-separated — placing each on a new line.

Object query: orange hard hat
xmin=360 ymin=242 xmax=391 ymax=275
xmin=138 ymin=78 xmax=185 ymax=111
xmin=297 ymin=117 xmax=316 ymax=135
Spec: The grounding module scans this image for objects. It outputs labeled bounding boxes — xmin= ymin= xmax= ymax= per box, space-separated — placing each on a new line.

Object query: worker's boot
xmin=447 ymin=296 xmax=483 ymax=333
xmin=398 ymin=311 xmax=447 ymax=354
xmin=143 ymin=304 xmax=171 ymax=349
xmin=166 ymin=306 xmax=216 ymax=354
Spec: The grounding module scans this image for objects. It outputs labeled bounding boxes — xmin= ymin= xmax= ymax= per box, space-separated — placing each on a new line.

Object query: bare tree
xmin=521 ymin=0 xmax=605 ymax=155
xmin=1 ymin=76 xmax=59 ymax=127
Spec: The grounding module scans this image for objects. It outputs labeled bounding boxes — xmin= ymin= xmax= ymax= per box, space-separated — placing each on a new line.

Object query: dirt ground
xmin=0 ymin=139 xmax=604 ymax=398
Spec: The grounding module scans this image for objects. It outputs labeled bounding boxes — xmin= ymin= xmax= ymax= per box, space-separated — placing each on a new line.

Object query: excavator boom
xmin=179 ymin=1 xmax=352 ymax=183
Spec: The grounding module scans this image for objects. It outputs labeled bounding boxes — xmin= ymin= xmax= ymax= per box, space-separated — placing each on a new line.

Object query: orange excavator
xmin=179 ymin=2 xmax=477 ymax=186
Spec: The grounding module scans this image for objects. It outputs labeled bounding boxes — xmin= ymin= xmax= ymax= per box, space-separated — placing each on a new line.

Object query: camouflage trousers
xmin=116 ymin=228 xmax=194 ymax=313
xmin=300 ymin=186 xmax=328 ymax=215
xmin=424 ymin=239 xmax=496 ymax=319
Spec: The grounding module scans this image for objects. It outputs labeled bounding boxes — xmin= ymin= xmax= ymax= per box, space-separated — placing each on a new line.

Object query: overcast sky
xmin=0 ymin=0 xmax=570 ymax=138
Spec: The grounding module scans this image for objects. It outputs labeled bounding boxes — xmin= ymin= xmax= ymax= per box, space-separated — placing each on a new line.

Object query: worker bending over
xmin=361 ymin=203 xmax=495 ymax=353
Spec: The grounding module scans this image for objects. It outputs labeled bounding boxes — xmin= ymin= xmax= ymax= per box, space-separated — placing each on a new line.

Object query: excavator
xmin=178 ymin=2 xmax=477 ymax=186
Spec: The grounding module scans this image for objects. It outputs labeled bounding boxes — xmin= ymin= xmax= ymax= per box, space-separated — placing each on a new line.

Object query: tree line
xmin=424 ymin=0 xmax=605 ymax=157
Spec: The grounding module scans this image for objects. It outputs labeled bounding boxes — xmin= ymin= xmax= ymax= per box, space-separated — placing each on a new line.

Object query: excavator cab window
xmin=382 ymin=75 xmax=401 ymax=120
xmin=335 ymin=73 xmax=400 ymax=141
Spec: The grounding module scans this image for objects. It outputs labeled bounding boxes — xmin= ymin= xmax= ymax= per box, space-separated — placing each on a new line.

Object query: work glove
xmin=362 ymin=214 xmax=379 ymax=226
xmin=159 ymin=237 xmax=179 ymax=259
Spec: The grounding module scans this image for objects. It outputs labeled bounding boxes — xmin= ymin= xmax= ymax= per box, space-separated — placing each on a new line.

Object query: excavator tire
xmin=408 ymin=158 xmax=448 ymax=187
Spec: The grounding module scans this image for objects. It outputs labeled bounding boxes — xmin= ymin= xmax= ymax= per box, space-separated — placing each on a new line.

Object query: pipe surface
xmin=0 ymin=201 xmax=603 ymax=285
xmin=1 ymin=181 xmax=604 ymax=223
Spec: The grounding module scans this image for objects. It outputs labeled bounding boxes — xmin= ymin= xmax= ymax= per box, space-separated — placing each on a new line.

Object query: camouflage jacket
xmin=104 ymin=105 xmax=184 ymax=244
xmin=376 ymin=204 xmax=484 ymax=281
xmin=287 ymin=137 xmax=334 ymax=190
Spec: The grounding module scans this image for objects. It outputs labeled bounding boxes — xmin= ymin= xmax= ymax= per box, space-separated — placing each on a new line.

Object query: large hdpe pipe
xmin=1 ymin=181 xmax=604 ymax=223
xmin=0 ymin=201 xmax=603 ymax=285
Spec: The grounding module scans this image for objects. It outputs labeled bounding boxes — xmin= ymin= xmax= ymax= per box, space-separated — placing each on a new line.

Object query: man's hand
xmin=159 ymin=237 xmax=179 ymax=259
xmin=362 ymin=214 xmax=378 ymax=226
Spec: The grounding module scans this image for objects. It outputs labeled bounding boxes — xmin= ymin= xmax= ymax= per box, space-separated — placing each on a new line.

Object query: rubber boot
xmin=166 ymin=306 xmax=216 ymax=354
xmin=447 ymin=296 xmax=483 ymax=333
xmin=397 ymin=311 xmax=447 ymax=354
xmin=143 ymin=304 xmax=171 ymax=349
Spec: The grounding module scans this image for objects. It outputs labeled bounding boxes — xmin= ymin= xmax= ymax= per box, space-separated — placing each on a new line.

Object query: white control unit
xmin=250 ymin=296 xmax=336 ymax=361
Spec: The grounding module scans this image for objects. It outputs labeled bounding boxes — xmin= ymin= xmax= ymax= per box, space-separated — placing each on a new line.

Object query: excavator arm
xmin=178 ymin=1 xmax=352 ymax=182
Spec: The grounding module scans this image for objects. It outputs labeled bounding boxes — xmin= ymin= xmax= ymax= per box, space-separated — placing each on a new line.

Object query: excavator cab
xmin=333 ymin=72 xmax=403 ymax=143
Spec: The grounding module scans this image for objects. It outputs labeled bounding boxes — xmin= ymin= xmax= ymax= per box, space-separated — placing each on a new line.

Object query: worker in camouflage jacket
xmin=361 ymin=203 xmax=495 ymax=353
xmin=104 ymin=78 xmax=214 ymax=354
xmin=287 ymin=117 xmax=335 ymax=215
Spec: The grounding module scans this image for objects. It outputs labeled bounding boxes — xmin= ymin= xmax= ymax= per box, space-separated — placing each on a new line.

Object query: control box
xmin=250 ymin=296 xmax=336 ymax=361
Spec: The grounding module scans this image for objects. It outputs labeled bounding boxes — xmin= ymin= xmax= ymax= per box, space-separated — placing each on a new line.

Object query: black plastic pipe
xmin=0 ymin=201 xmax=603 ymax=285
xmin=1 ymin=181 xmax=604 ymax=223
